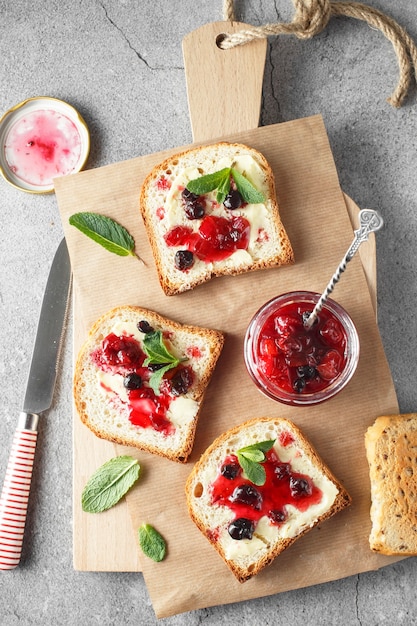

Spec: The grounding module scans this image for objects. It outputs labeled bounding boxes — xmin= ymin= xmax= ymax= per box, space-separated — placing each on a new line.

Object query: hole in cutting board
xmin=215 ymin=33 xmax=228 ymax=48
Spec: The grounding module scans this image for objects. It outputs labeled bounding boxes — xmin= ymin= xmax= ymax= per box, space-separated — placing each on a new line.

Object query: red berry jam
xmin=259 ymin=303 xmax=347 ymax=392
xmin=164 ymin=214 xmax=250 ymax=263
xmin=91 ymin=332 xmax=193 ymax=435
xmin=156 ymin=206 xmax=165 ymax=220
xmin=4 ymin=108 xmax=83 ymax=188
xmin=186 ymin=345 xmax=202 ymax=359
xmin=244 ymin=292 xmax=359 ymax=406
xmin=156 ymin=175 xmax=171 ymax=191
xmin=93 ymin=333 xmax=145 ymax=372
xmin=210 ymin=447 xmax=322 ymax=539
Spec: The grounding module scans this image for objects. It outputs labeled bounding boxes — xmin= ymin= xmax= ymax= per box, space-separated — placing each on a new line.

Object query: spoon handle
xmin=305 ymin=209 xmax=384 ymax=328
xmin=346 ymin=209 xmax=384 ymax=261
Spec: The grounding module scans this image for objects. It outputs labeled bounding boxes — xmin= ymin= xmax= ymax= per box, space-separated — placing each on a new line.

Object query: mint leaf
xmin=231 ymin=168 xmax=265 ymax=204
xmin=239 ymin=448 xmax=264 ymax=463
xmin=138 ymin=523 xmax=167 ymax=562
xmin=69 ymin=212 xmax=137 ymax=257
xmin=186 ymin=168 xmax=231 ymax=196
xmin=142 ymin=330 xmax=187 ymax=394
xmin=216 ymin=171 xmax=231 ymax=204
xmin=143 ymin=330 xmax=178 ymax=365
xmin=237 ymin=439 xmax=276 ymax=486
xmin=239 ymin=440 xmax=276 ymax=455
xmin=238 ymin=453 xmax=266 ymax=486
xmin=186 ymin=166 xmax=265 ymax=206
xmin=148 ymin=363 xmax=176 ymax=395
xmin=82 ymin=456 xmax=140 ymax=513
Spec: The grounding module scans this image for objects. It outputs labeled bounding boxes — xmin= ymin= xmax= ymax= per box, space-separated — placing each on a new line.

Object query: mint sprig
xmin=237 ymin=439 xmax=276 ymax=486
xmin=186 ymin=167 xmax=265 ymax=205
xmin=143 ymin=330 xmax=187 ymax=394
xmin=69 ymin=211 xmax=142 ymax=260
xmin=81 ymin=455 xmax=141 ymax=513
xmin=186 ymin=167 xmax=230 ymax=199
xmin=230 ymin=168 xmax=265 ymax=204
xmin=138 ymin=523 xmax=167 ymax=562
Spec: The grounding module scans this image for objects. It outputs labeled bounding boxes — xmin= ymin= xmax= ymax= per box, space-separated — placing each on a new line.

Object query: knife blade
xmin=0 ymin=238 xmax=72 ymax=570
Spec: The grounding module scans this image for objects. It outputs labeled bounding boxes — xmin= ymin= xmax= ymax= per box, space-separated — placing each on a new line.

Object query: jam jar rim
xmin=0 ymin=96 xmax=90 ymax=194
xmin=244 ymin=291 xmax=360 ymax=406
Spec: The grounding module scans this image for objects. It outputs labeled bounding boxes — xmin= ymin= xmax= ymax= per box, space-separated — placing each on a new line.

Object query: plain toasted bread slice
xmin=365 ymin=413 xmax=417 ymax=555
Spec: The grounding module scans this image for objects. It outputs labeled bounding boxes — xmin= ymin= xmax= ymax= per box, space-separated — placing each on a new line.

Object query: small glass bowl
xmin=244 ymin=291 xmax=360 ymax=406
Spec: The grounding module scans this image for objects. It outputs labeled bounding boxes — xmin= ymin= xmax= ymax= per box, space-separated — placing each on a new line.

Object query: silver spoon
xmin=304 ymin=209 xmax=384 ymax=328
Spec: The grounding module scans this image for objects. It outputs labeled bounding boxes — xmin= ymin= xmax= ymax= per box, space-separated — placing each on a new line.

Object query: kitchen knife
xmin=0 ymin=238 xmax=72 ymax=570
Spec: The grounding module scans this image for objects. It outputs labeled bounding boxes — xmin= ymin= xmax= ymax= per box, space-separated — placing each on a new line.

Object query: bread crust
xmin=365 ymin=413 xmax=417 ymax=555
xmin=139 ymin=142 xmax=294 ymax=295
xmin=185 ymin=417 xmax=351 ymax=582
xmin=74 ymin=305 xmax=224 ymax=462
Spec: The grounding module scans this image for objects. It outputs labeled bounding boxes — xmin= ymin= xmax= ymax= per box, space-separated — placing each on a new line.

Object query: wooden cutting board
xmin=67 ymin=22 xmax=375 ymax=573
xmin=54 ymin=22 xmax=399 ymax=615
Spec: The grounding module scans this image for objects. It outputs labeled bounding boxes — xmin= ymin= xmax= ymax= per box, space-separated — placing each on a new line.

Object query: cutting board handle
xmin=182 ymin=21 xmax=267 ymax=142
xmin=182 ymin=22 xmax=377 ymax=311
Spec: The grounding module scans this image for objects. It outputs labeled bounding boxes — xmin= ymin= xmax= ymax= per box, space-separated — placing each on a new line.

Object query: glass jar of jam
xmin=244 ymin=291 xmax=360 ymax=406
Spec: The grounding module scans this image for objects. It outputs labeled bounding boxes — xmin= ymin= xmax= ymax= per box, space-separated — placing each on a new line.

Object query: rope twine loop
xmin=290 ymin=0 xmax=332 ymax=39
xmin=221 ymin=0 xmax=417 ymax=107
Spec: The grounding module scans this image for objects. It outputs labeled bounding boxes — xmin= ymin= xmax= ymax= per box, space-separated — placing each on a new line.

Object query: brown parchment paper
xmin=55 ymin=115 xmax=401 ymax=618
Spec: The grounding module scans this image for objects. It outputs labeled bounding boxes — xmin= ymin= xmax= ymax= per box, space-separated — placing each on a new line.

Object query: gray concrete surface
xmin=1 ymin=0 xmax=417 ymax=624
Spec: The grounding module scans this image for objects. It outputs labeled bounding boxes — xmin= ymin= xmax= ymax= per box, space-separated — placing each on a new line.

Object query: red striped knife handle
xmin=0 ymin=413 xmax=39 ymax=570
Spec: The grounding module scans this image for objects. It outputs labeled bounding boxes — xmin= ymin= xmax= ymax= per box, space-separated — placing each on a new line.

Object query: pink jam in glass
xmin=244 ymin=291 xmax=360 ymax=406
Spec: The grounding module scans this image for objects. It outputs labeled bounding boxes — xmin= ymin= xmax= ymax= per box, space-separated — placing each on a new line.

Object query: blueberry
xmin=289 ymin=476 xmax=313 ymax=498
xmin=175 ymin=250 xmax=194 ymax=271
xmin=297 ymin=365 xmax=317 ymax=380
xmin=123 ymin=373 xmax=143 ymax=389
xmin=274 ymin=462 xmax=291 ymax=480
xmin=181 ymin=188 xmax=199 ymax=202
xmin=228 ymin=517 xmax=255 ymax=540
xmin=170 ymin=367 xmax=193 ymax=395
xmin=229 ymin=484 xmax=262 ymax=510
xmin=220 ymin=462 xmax=240 ymax=480
xmin=137 ymin=320 xmax=154 ymax=334
xmin=269 ymin=509 xmax=287 ymax=524
xmin=147 ymin=363 xmax=165 ymax=371
xmin=184 ymin=201 xmax=205 ymax=220
xmin=182 ymin=188 xmax=205 ymax=219
xmin=224 ymin=189 xmax=242 ymax=210
xmin=293 ymin=377 xmax=306 ymax=393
